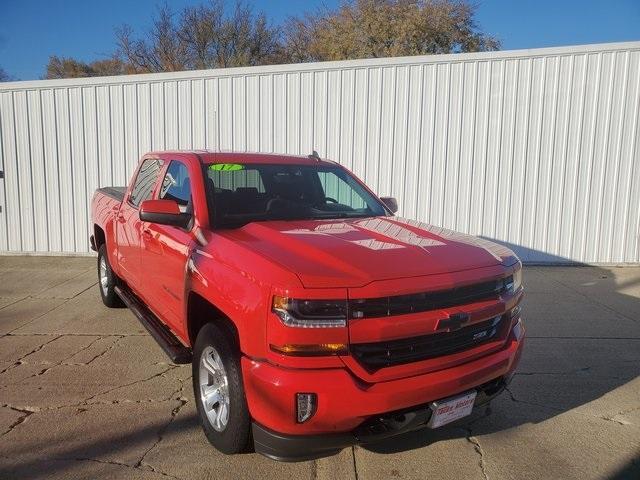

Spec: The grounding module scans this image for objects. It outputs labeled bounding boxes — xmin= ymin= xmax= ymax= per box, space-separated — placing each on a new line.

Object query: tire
xmin=192 ymin=323 xmax=251 ymax=454
xmin=97 ymin=244 xmax=123 ymax=308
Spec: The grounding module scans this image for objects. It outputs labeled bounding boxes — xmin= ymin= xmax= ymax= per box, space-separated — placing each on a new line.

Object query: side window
xmin=160 ymin=161 xmax=191 ymax=211
xmin=129 ymin=159 xmax=163 ymax=208
xmin=317 ymin=171 xmax=367 ymax=209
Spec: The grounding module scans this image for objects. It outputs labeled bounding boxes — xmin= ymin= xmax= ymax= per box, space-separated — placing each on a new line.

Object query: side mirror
xmin=380 ymin=197 xmax=398 ymax=214
xmin=139 ymin=199 xmax=192 ymax=229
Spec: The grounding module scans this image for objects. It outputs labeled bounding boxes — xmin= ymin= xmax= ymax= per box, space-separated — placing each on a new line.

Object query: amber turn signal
xmin=270 ymin=343 xmax=348 ymax=356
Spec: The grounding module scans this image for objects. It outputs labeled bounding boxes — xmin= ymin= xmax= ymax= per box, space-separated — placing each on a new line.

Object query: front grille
xmin=351 ymin=315 xmax=506 ymax=371
xmin=350 ymin=277 xmax=510 ymax=319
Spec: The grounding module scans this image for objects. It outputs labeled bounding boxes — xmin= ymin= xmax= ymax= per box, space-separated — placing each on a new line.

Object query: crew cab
xmin=90 ymin=151 xmax=524 ymax=461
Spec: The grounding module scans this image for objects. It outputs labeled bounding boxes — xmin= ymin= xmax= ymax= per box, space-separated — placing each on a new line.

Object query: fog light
xmin=296 ymin=393 xmax=317 ymax=423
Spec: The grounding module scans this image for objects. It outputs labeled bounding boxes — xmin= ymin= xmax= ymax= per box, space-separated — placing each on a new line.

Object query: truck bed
xmin=97 ymin=186 xmax=126 ymax=202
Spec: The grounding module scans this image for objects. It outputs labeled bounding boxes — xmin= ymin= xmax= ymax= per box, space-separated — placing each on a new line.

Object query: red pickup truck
xmin=91 ymin=151 xmax=524 ymax=461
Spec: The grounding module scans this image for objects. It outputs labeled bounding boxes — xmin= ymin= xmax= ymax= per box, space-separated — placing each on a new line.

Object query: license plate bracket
xmin=427 ymin=390 xmax=477 ymax=428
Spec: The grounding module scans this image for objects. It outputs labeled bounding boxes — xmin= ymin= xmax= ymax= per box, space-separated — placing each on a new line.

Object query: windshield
xmin=204 ymin=163 xmax=387 ymax=228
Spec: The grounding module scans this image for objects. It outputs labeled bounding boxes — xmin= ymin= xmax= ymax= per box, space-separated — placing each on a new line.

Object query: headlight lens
xmin=272 ymin=296 xmax=347 ymax=328
xmin=505 ymin=268 xmax=522 ymax=293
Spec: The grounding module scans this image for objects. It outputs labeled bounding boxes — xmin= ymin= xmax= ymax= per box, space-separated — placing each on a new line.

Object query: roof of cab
xmin=149 ymin=150 xmax=337 ymax=167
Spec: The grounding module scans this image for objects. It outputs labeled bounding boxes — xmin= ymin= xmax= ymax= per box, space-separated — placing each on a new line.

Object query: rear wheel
xmin=193 ymin=323 xmax=251 ymax=454
xmin=97 ymin=244 xmax=123 ymax=308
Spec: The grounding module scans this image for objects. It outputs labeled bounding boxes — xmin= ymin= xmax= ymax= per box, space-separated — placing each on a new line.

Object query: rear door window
xmin=129 ymin=158 xmax=163 ymax=208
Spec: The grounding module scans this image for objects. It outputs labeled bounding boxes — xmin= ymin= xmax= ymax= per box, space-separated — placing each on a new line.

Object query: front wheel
xmin=192 ymin=323 xmax=251 ymax=454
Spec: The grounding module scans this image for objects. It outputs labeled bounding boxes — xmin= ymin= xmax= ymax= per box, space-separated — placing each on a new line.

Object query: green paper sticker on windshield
xmin=209 ymin=163 xmax=245 ymax=171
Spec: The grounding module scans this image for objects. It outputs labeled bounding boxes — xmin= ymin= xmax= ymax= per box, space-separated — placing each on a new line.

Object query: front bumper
xmin=243 ymin=321 xmax=525 ymax=461
xmin=252 ymin=375 xmax=510 ymax=462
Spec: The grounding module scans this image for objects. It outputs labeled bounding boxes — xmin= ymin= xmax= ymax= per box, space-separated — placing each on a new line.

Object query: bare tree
xmin=117 ymin=5 xmax=188 ymax=73
xmin=117 ymin=1 xmax=281 ymax=72
xmin=45 ymin=55 xmax=127 ymax=79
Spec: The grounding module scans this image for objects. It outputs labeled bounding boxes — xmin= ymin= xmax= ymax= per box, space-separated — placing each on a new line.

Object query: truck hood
xmin=218 ymin=217 xmax=518 ymax=288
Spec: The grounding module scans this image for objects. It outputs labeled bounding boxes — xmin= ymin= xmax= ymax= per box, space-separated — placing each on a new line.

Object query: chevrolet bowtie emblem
xmin=437 ymin=313 xmax=470 ymax=332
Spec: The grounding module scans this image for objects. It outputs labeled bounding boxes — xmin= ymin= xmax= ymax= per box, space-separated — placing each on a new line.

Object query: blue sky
xmin=1 ymin=0 xmax=638 ymax=81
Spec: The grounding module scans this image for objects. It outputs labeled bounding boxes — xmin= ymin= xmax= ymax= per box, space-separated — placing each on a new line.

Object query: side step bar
xmin=115 ymin=286 xmax=192 ymax=364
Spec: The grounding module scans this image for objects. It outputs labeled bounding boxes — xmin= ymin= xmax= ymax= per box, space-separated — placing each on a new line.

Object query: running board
xmin=115 ymin=286 xmax=192 ymax=364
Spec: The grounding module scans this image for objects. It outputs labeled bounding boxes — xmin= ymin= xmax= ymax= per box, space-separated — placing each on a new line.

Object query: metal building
xmin=0 ymin=41 xmax=639 ymax=263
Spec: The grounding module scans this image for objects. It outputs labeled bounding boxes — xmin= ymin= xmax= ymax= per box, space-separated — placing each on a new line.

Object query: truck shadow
xmin=364 ymin=243 xmax=640 ymax=461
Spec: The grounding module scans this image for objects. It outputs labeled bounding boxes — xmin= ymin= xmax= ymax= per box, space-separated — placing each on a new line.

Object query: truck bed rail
xmin=97 ymin=186 xmax=126 ymax=202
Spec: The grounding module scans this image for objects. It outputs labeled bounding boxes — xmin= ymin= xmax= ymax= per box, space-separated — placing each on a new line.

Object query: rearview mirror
xmin=380 ymin=197 xmax=398 ymax=214
xmin=139 ymin=199 xmax=192 ymax=229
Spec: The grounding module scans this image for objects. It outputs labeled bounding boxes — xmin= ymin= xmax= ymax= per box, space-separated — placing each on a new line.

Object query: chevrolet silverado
xmin=90 ymin=151 xmax=524 ymax=461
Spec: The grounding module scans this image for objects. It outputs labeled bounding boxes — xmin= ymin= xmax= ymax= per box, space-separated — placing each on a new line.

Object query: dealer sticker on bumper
xmin=427 ymin=390 xmax=477 ymax=428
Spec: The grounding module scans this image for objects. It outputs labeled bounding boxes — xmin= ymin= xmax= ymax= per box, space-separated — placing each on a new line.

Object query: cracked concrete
xmin=467 ymin=436 xmax=489 ymax=480
xmin=0 ymin=257 xmax=638 ymax=480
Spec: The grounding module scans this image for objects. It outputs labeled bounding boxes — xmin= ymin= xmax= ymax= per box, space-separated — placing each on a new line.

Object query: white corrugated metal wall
xmin=0 ymin=42 xmax=639 ymax=263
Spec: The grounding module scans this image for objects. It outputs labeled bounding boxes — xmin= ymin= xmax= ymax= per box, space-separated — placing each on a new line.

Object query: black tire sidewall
xmin=97 ymin=244 xmax=121 ymax=307
xmin=192 ymin=323 xmax=251 ymax=454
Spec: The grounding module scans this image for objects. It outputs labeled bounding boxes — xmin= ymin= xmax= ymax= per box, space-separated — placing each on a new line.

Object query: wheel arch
xmin=187 ymin=292 xmax=241 ymax=351
xmin=94 ymin=224 xmax=106 ymax=249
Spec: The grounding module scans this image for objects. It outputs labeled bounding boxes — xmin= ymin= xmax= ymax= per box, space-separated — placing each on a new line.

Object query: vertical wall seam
xmin=53 ymin=90 xmax=63 ymax=249
xmin=466 ymin=62 xmax=479 ymax=231
xmin=567 ymin=55 xmax=589 ymax=257
xmin=529 ymin=57 xmax=547 ymax=250
xmin=375 ymin=68 xmax=384 ymax=194
xmin=579 ymin=53 xmax=603 ymax=260
xmin=135 ymin=83 xmax=140 ymax=157
xmin=453 ymin=63 xmax=465 ymax=229
xmin=38 ymin=90 xmax=50 ymax=251
xmin=0 ymin=97 xmax=8 ymax=249
xmin=349 ymin=69 xmax=357 ymax=168
xmin=440 ymin=63 xmax=451 ymax=224
xmin=121 ymin=84 xmax=126 ymax=181
xmin=66 ymin=88 xmax=76 ymax=252
xmin=479 ymin=61 xmax=492 ymax=234
xmin=93 ymin=86 xmax=100 ymax=188
xmin=506 ymin=59 xmax=520 ymax=243
xmin=492 ymin=60 xmax=507 ymax=236
xmin=606 ymin=51 xmax=630 ymax=261
xmin=591 ymin=54 xmax=616 ymax=261
xmin=413 ymin=65 xmax=425 ymax=217
xmin=517 ymin=59 xmax=533 ymax=244
xmin=10 ymin=93 xmax=23 ymax=250
xmin=401 ymin=66 xmax=412 ymax=206
xmin=25 ymin=92 xmax=37 ymax=250
xmin=620 ymin=55 xmax=640 ymax=260
xmin=107 ymin=86 xmax=114 ymax=183
xmin=80 ymin=89 xmax=89 ymax=251
xmin=553 ymin=55 xmax=575 ymax=254
xmin=541 ymin=57 xmax=562 ymax=251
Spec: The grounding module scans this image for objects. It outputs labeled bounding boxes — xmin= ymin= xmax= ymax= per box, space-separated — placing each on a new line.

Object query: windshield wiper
xmin=310 ymin=212 xmax=370 ymax=219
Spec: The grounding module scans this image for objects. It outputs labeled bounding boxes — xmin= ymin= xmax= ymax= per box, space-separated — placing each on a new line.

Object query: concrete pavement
xmin=0 ymin=256 xmax=638 ymax=479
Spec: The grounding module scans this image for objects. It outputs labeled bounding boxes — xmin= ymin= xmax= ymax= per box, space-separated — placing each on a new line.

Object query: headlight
xmin=272 ymin=296 xmax=347 ymax=328
xmin=505 ymin=268 xmax=523 ymax=293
